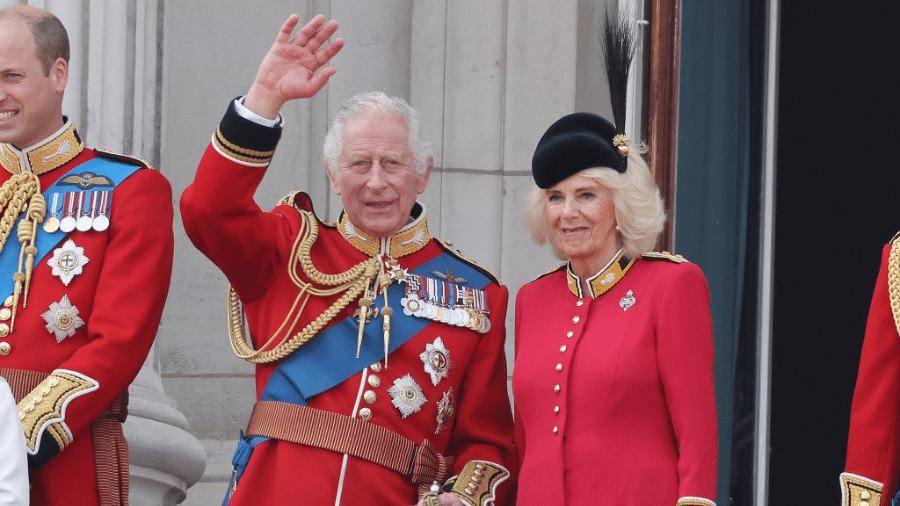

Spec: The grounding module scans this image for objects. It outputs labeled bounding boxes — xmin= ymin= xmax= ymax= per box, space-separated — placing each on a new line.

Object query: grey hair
xmin=323 ymin=91 xmax=431 ymax=176
xmin=524 ymin=150 xmax=666 ymax=260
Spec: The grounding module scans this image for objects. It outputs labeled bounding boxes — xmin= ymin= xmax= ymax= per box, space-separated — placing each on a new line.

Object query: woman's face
xmin=545 ymin=174 xmax=619 ymax=274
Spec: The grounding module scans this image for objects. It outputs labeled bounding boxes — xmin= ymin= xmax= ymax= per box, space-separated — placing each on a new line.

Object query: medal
xmin=388 ymin=374 xmax=427 ymax=418
xmin=60 ymin=192 xmax=77 ymax=232
xmin=92 ymin=191 xmax=110 ymax=231
xmin=41 ymin=295 xmax=85 ymax=343
xmin=619 ymin=289 xmax=636 ymax=311
xmin=47 ymin=239 xmax=89 ymax=286
xmin=43 ymin=192 xmax=61 ymax=233
xmin=75 ymin=192 xmax=93 ymax=231
xmin=420 ymin=337 xmax=452 ymax=386
xmin=435 ymin=388 xmax=455 ymax=435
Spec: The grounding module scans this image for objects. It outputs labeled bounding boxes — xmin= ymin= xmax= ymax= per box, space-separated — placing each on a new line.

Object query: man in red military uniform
xmin=841 ymin=231 xmax=900 ymax=506
xmin=0 ymin=6 xmax=174 ymax=505
xmin=181 ymin=14 xmax=514 ymax=506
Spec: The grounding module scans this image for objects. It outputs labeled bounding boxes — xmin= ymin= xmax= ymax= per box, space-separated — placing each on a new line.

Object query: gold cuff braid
xmin=841 ymin=473 xmax=882 ymax=506
xmin=888 ymin=233 xmax=899 ymax=338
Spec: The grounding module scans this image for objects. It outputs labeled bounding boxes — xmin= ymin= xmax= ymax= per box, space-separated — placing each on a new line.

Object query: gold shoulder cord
xmin=889 ymin=234 xmax=900 ymax=337
xmin=0 ymin=173 xmax=46 ymax=330
xmin=228 ymin=210 xmax=381 ymax=364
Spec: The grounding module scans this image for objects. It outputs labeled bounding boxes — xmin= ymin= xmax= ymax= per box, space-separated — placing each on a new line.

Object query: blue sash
xmin=260 ymin=252 xmax=491 ymax=405
xmin=0 ymin=158 xmax=141 ymax=299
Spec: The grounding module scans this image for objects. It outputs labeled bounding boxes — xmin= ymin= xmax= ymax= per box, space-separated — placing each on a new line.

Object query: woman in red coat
xmin=512 ymin=112 xmax=718 ymax=506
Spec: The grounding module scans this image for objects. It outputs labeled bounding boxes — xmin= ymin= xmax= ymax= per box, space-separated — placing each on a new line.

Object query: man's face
xmin=0 ymin=17 xmax=67 ymax=149
xmin=329 ymin=112 xmax=431 ymax=238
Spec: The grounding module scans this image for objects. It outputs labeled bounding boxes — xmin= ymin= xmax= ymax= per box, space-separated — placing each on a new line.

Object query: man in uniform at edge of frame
xmin=0 ymin=5 xmax=174 ymax=506
xmin=841 ymin=231 xmax=900 ymax=506
xmin=180 ymin=14 xmax=515 ymax=506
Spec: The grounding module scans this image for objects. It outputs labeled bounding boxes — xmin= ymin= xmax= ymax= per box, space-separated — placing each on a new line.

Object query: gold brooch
xmin=612 ymin=134 xmax=630 ymax=158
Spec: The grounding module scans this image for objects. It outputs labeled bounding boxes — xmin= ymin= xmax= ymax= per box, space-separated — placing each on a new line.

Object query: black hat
xmin=531 ymin=112 xmax=628 ymax=189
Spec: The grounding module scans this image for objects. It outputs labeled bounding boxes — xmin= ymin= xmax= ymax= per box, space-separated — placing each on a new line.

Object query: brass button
xmin=0 ymin=324 xmax=9 ymax=338
xmin=0 ymin=308 xmax=11 ymax=320
xmin=861 ymin=491 xmax=872 ymax=501
xmin=553 ymin=406 xmax=560 ymax=414
xmin=552 ymin=426 xmax=559 ymax=434
xmin=363 ymin=390 xmax=377 ymax=404
xmin=358 ymin=407 xmax=372 ymax=421
xmin=3 ymin=295 xmax=12 ymax=307
xmin=860 ymin=502 xmax=869 ymax=506
xmin=47 ymin=377 xmax=60 ymax=387
xmin=370 ymin=362 xmax=383 ymax=373
xmin=566 ymin=331 xmax=574 ymax=338
xmin=0 ymin=341 xmax=10 ymax=355
xmin=572 ymin=316 xmax=580 ymax=324
xmin=554 ymin=384 xmax=561 ymax=393
xmin=576 ymin=300 xmax=584 ymax=307
xmin=555 ymin=363 xmax=563 ymax=372
xmin=560 ymin=345 xmax=567 ymax=353
xmin=465 ymin=487 xmax=475 ymax=495
xmin=368 ymin=375 xmax=381 ymax=388
xmin=39 ymin=385 xmax=51 ymax=395
xmin=31 ymin=394 xmax=43 ymax=404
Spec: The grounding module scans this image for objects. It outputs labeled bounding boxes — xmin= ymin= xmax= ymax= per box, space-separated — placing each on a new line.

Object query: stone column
xmin=41 ymin=1 xmax=207 ymax=503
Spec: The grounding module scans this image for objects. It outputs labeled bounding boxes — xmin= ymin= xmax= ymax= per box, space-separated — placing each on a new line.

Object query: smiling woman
xmin=512 ymin=112 xmax=718 ymax=506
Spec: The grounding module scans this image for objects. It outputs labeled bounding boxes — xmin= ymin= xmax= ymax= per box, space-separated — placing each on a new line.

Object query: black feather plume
xmin=600 ymin=8 xmax=636 ymax=134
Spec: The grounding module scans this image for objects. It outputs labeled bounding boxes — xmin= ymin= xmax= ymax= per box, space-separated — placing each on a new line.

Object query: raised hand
xmin=244 ymin=14 xmax=345 ymax=119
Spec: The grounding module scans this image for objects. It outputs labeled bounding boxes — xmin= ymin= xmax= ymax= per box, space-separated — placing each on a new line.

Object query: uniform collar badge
xmin=338 ymin=203 xmax=431 ymax=258
xmin=47 ymin=239 xmax=90 ymax=286
xmin=566 ymin=249 xmax=635 ymax=299
xmin=0 ymin=121 xmax=84 ymax=176
xmin=388 ymin=373 xmax=427 ymax=418
xmin=420 ymin=336 xmax=452 ymax=386
xmin=41 ymin=295 xmax=85 ymax=343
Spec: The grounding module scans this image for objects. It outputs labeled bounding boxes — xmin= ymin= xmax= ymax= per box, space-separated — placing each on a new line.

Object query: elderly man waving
xmin=181 ymin=14 xmax=515 ymax=506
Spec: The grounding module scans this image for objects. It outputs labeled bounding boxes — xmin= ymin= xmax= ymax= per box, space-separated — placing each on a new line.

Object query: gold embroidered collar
xmin=566 ymin=249 xmax=635 ymax=298
xmin=337 ymin=202 xmax=431 ymax=258
xmin=0 ymin=120 xmax=84 ymax=176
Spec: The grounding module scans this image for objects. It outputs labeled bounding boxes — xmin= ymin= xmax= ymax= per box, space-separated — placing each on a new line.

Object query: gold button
xmin=358 ymin=407 xmax=372 ymax=421
xmin=0 ymin=308 xmax=11 ymax=320
xmin=572 ymin=316 xmax=580 ymax=324
xmin=3 ymin=295 xmax=12 ymax=307
xmin=576 ymin=300 xmax=584 ymax=307
xmin=0 ymin=324 xmax=9 ymax=338
xmin=22 ymin=402 xmax=34 ymax=413
xmin=555 ymin=363 xmax=563 ymax=372
xmin=554 ymin=384 xmax=561 ymax=393
xmin=0 ymin=341 xmax=10 ymax=355
xmin=368 ymin=375 xmax=381 ymax=388
xmin=861 ymin=491 xmax=872 ymax=501
xmin=31 ymin=394 xmax=43 ymax=404
xmin=552 ymin=426 xmax=559 ymax=434
xmin=465 ymin=487 xmax=475 ymax=495
xmin=566 ymin=331 xmax=574 ymax=338
xmin=860 ymin=502 xmax=869 ymax=506
xmin=560 ymin=345 xmax=567 ymax=353
xmin=363 ymin=390 xmax=377 ymax=404
xmin=553 ymin=406 xmax=560 ymax=414
xmin=39 ymin=385 xmax=51 ymax=395
xmin=48 ymin=377 xmax=60 ymax=387
xmin=370 ymin=362 xmax=383 ymax=373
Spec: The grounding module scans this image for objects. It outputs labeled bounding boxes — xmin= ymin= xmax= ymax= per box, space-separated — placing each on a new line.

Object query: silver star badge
xmin=619 ymin=289 xmax=636 ymax=311
xmin=388 ymin=374 xmax=427 ymax=418
xmin=420 ymin=337 xmax=452 ymax=386
xmin=41 ymin=295 xmax=85 ymax=343
xmin=47 ymin=239 xmax=90 ymax=286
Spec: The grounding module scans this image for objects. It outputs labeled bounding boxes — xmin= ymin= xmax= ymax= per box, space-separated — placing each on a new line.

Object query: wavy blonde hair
xmin=524 ymin=150 xmax=666 ymax=260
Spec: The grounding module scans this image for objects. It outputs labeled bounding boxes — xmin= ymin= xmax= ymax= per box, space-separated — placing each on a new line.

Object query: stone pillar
xmin=39 ymin=1 xmax=207 ymax=503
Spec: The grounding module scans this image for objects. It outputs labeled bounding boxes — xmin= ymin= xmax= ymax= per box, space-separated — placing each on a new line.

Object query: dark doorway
xmin=768 ymin=1 xmax=899 ymax=504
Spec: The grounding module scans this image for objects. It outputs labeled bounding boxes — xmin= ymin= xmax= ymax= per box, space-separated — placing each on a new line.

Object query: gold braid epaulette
xmin=889 ymin=232 xmax=900 ymax=338
xmin=227 ymin=209 xmax=380 ymax=363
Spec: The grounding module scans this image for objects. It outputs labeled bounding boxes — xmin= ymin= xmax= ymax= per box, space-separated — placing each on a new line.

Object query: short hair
xmin=0 ymin=6 xmax=69 ymax=76
xmin=524 ymin=150 xmax=666 ymax=260
xmin=323 ymin=92 xmax=431 ymax=176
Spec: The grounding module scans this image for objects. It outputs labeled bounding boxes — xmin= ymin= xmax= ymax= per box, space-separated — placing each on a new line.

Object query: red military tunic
xmin=513 ymin=251 xmax=718 ymax=506
xmin=180 ymin=102 xmax=515 ymax=506
xmin=0 ymin=121 xmax=174 ymax=505
xmin=842 ymin=233 xmax=900 ymax=506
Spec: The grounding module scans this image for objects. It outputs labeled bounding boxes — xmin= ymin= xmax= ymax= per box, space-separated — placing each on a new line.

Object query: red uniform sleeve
xmin=655 ymin=261 xmax=718 ymax=502
xmin=843 ymin=242 xmax=900 ymax=503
